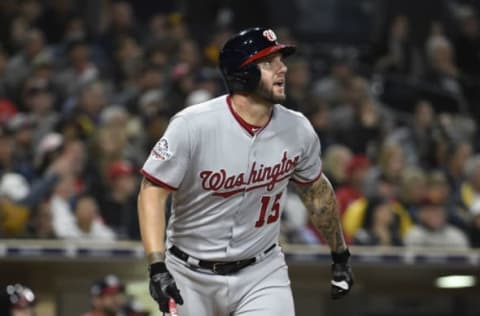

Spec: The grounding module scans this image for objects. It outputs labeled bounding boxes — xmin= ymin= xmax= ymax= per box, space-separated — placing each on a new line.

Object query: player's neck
xmin=230 ymin=94 xmax=273 ymax=127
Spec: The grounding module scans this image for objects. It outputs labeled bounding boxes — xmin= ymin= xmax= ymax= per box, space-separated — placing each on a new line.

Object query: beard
xmin=253 ymin=80 xmax=286 ymax=104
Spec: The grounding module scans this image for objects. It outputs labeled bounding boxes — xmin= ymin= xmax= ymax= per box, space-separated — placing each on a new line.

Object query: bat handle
xmin=164 ymin=298 xmax=179 ymax=316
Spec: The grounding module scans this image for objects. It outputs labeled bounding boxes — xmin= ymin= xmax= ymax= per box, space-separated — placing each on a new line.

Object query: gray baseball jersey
xmin=141 ymin=94 xmax=322 ymax=261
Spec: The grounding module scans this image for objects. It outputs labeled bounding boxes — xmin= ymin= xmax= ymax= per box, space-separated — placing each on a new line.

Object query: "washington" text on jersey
xmin=199 ymin=151 xmax=300 ymax=198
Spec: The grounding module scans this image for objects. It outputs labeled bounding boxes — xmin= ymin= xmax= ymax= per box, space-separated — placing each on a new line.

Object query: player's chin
xmin=273 ymin=91 xmax=286 ymax=103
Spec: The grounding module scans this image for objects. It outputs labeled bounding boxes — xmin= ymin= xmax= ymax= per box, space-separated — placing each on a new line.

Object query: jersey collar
xmin=226 ymin=95 xmax=273 ymax=136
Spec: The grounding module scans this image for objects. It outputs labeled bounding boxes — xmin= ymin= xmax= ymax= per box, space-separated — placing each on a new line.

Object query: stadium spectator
xmin=305 ymin=98 xmax=336 ymax=150
xmin=386 ymin=100 xmax=440 ymax=168
xmin=336 ymin=154 xmax=371 ymax=216
xmin=99 ymin=160 xmax=140 ymax=239
xmin=4 ymin=28 xmax=51 ymax=97
xmin=364 ymin=142 xmax=407 ymax=198
xmin=404 ymin=198 xmax=469 ymax=248
xmin=342 ymin=195 xmax=412 ymax=244
xmin=55 ymin=38 xmax=100 ymax=99
xmin=84 ymin=275 xmax=126 ymax=316
xmin=353 ymin=196 xmax=404 ymax=246
xmin=285 ymin=56 xmax=313 ymax=111
xmin=0 ymin=0 xmax=478 ymax=251
xmin=0 ymin=283 xmax=36 ymax=316
xmin=396 ymin=166 xmax=428 ymax=221
xmin=373 ymin=15 xmax=422 ymax=78
xmin=321 ymin=144 xmax=353 ymax=188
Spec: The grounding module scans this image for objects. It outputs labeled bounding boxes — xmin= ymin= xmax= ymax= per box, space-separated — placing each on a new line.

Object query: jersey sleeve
xmin=141 ymin=116 xmax=190 ymax=190
xmin=291 ymin=119 xmax=322 ymax=185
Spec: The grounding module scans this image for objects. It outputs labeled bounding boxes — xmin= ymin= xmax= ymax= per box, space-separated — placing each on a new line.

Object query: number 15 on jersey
xmin=255 ymin=192 xmax=283 ymax=227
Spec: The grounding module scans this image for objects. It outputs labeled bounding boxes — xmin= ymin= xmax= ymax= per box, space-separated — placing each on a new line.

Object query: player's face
xmin=255 ymin=53 xmax=288 ymax=104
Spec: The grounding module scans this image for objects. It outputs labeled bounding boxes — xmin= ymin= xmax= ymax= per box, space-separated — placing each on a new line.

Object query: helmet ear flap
xmin=220 ymin=47 xmax=261 ymax=93
xmin=224 ymin=63 xmax=261 ymax=93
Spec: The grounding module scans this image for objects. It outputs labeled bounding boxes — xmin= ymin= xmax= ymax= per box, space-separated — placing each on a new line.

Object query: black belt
xmin=169 ymin=244 xmax=276 ymax=275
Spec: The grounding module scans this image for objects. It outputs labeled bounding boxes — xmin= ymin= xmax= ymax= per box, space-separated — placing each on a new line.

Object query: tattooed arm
xmin=137 ymin=177 xmax=172 ymax=263
xmin=296 ymin=173 xmax=354 ymax=299
xmin=296 ymin=173 xmax=347 ymax=253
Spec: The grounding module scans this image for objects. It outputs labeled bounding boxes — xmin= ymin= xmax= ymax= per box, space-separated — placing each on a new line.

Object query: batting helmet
xmin=219 ymin=27 xmax=296 ymax=93
xmin=0 ymin=284 xmax=35 ymax=315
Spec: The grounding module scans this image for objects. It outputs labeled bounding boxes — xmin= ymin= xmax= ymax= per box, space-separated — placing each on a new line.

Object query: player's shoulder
xmin=274 ymin=104 xmax=309 ymax=121
xmin=274 ymin=104 xmax=313 ymax=130
xmin=174 ymin=95 xmax=227 ymax=121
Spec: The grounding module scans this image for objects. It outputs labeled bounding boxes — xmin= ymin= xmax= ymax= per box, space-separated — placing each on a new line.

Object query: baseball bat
xmin=163 ymin=298 xmax=179 ymax=316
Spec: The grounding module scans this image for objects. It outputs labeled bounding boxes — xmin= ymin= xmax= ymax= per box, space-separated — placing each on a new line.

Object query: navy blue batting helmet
xmin=219 ymin=27 xmax=296 ymax=93
xmin=0 ymin=284 xmax=35 ymax=315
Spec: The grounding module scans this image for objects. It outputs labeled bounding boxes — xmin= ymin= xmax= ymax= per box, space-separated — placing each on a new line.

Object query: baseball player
xmin=0 ymin=283 xmax=36 ymax=316
xmin=138 ymin=26 xmax=354 ymax=316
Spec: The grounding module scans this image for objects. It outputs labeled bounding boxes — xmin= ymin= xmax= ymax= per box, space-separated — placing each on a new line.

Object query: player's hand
xmin=149 ymin=262 xmax=184 ymax=312
xmin=330 ymin=249 xmax=354 ymax=300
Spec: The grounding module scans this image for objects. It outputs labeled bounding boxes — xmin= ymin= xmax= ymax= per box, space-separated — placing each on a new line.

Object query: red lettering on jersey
xmin=199 ymin=151 xmax=299 ymax=197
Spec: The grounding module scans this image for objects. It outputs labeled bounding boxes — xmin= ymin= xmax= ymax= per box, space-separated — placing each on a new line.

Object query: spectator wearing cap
xmin=84 ymin=274 xmax=126 ymax=316
xmin=336 ymin=154 xmax=371 ymax=217
xmin=404 ymin=198 xmax=469 ymax=249
xmin=0 ymin=283 xmax=36 ymax=316
xmin=98 ymin=160 xmax=140 ymax=239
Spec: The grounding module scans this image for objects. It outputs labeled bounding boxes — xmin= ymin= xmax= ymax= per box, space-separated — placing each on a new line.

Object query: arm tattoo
xmin=296 ymin=174 xmax=347 ymax=252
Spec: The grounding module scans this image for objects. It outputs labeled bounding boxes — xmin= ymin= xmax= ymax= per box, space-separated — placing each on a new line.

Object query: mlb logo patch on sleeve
xmin=151 ymin=138 xmax=173 ymax=160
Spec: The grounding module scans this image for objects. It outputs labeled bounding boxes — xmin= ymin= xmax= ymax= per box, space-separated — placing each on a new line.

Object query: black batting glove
xmin=330 ymin=249 xmax=354 ymax=300
xmin=149 ymin=262 xmax=184 ymax=312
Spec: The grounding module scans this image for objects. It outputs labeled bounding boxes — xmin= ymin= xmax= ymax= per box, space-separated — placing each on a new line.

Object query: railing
xmin=1 ymin=239 xmax=480 ymax=266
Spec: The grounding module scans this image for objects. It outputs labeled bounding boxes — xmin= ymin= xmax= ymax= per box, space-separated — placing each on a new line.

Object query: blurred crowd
xmin=0 ymin=275 xmax=149 ymax=316
xmin=0 ymin=0 xmax=480 ymax=249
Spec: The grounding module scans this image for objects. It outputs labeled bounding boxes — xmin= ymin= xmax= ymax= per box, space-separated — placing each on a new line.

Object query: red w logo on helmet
xmin=262 ymin=29 xmax=277 ymax=41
